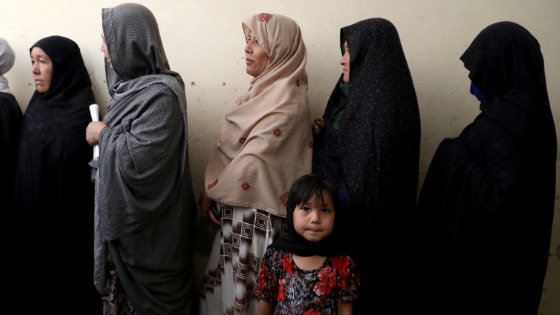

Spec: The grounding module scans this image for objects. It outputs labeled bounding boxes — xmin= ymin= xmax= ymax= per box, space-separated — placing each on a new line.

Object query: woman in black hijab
xmin=415 ymin=21 xmax=557 ymax=314
xmin=312 ymin=18 xmax=421 ymax=314
xmin=12 ymin=35 xmax=100 ymax=313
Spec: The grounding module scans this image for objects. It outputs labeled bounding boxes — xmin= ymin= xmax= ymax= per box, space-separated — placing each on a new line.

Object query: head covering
xmin=461 ymin=21 xmax=556 ymax=154
xmin=15 ymin=34 xmax=94 ymax=218
xmin=204 ymin=13 xmax=312 ymax=216
xmin=29 ymin=36 xmax=93 ymax=104
xmin=99 ymin=2 xmax=190 ymax=238
xmin=268 ymin=174 xmax=346 ymax=256
xmin=102 ymin=2 xmax=170 ymax=86
xmin=461 ymin=21 xmax=550 ymax=109
xmin=101 ymin=2 xmax=188 ymax=175
xmin=96 ymin=3 xmax=195 ymax=313
xmin=0 ymin=37 xmax=15 ymax=74
xmin=0 ymin=37 xmax=16 ymax=94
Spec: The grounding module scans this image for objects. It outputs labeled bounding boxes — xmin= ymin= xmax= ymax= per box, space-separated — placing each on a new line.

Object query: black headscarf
xmin=313 ymin=18 xmax=420 ymax=237
xmin=13 ymin=35 xmax=95 ymax=224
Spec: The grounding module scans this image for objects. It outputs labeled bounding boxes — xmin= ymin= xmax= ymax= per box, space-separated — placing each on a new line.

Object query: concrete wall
xmin=3 ymin=1 xmax=559 ymax=313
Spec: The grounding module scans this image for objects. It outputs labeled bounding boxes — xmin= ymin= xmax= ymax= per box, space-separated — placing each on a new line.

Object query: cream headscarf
xmin=0 ymin=37 xmax=16 ymax=94
xmin=205 ymin=13 xmax=312 ymax=217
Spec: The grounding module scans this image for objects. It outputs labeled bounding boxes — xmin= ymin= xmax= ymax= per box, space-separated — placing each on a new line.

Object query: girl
xmin=254 ymin=174 xmax=360 ymax=315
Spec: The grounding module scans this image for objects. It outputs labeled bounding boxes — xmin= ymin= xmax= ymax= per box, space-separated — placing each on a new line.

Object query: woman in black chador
xmin=312 ymin=18 xmax=421 ymax=314
xmin=415 ymin=21 xmax=557 ymax=314
xmin=12 ymin=36 xmax=100 ymax=313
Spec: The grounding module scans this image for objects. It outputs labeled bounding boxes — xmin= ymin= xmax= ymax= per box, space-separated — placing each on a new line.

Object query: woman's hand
xmin=86 ymin=121 xmax=107 ymax=146
xmin=312 ymin=118 xmax=324 ymax=135
xmin=199 ymin=190 xmax=220 ymax=226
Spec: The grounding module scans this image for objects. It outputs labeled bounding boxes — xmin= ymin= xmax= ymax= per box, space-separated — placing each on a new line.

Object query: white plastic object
xmin=89 ymin=104 xmax=100 ymax=161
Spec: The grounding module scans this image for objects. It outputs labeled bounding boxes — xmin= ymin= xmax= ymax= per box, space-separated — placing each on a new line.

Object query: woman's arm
xmin=337 ymin=301 xmax=353 ymax=315
xmin=256 ymin=299 xmax=273 ymax=315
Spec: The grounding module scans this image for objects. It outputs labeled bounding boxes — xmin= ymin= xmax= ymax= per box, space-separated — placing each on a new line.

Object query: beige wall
xmin=4 ymin=1 xmax=559 ymax=314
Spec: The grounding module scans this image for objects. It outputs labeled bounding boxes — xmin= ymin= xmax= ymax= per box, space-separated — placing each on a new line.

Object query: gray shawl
xmin=0 ymin=37 xmax=15 ymax=94
xmin=94 ymin=3 xmax=195 ymax=314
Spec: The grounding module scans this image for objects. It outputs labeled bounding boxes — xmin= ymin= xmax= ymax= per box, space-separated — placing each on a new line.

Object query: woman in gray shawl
xmin=0 ymin=37 xmax=22 ymax=210
xmin=86 ymin=3 xmax=196 ymax=314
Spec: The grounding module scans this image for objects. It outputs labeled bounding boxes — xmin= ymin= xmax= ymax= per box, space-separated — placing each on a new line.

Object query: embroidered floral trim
xmin=208 ymin=179 xmax=218 ymax=190
xmin=273 ymin=128 xmax=282 ymax=137
xmin=258 ymin=13 xmax=273 ymax=22
xmin=241 ymin=182 xmax=251 ymax=190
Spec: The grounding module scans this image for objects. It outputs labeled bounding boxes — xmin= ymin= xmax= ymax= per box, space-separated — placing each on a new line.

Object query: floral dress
xmin=254 ymin=247 xmax=360 ymax=314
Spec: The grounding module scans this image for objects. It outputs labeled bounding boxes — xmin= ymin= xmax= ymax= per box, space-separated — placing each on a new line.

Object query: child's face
xmin=293 ymin=191 xmax=335 ymax=243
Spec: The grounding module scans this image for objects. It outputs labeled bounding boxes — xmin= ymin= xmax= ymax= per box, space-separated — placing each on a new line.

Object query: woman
xmin=12 ymin=35 xmax=100 ymax=313
xmin=0 ymin=37 xmax=22 ymax=209
xmin=414 ymin=21 xmax=556 ymax=314
xmin=85 ymin=3 xmax=196 ymax=314
xmin=198 ymin=12 xmax=313 ymax=315
xmin=312 ymin=18 xmax=420 ymax=314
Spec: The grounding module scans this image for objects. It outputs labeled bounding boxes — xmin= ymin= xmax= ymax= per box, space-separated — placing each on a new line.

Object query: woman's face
xmin=340 ymin=40 xmax=350 ymax=83
xmin=244 ymin=30 xmax=269 ymax=77
xmin=30 ymin=47 xmax=52 ymax=94
xmin=100 ymin=34 xmax=113 ymax=69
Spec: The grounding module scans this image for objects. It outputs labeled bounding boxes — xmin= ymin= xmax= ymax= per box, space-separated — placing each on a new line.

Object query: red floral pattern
xmin=254 ymin=248 xmax=360 ymax=314
xmin=273 ymin=128 xmax=282 ymax=137
xmin=239 ymin=137 xmax=246 ymax=144
xmin=207 ymin=179 xmax=218 ymax=190
xmin=258 ymin=13 xmax=273 ymax=22
xmin=241 ymin=182 xmax=251 ymax=190
xmin=279 ymin=192 xmax=289 ymax=206
xmin=314 ymin=266 xmax=337 ymax=299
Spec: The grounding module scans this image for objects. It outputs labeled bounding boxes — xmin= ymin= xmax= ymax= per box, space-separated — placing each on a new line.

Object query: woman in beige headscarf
xmin=198 ymin=13 xmax=312 ymax=315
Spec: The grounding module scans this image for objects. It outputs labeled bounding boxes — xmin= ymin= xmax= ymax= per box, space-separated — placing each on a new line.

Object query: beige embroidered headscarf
xmin=205 ymin=13 xmax=312 ymax=217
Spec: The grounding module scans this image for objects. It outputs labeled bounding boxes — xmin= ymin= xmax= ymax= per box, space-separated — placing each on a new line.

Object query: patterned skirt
xmin=199 ymin=203 xmax=286 ymax=315
xmin=102 ymin=258 xmax=137 ymax=315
